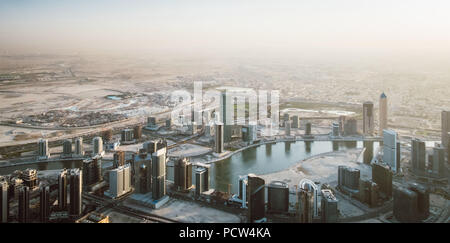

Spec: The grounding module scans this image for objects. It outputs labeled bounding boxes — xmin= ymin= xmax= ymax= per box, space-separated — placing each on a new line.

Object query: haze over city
xmin=0 ymin=0 xmax=448 ymax=228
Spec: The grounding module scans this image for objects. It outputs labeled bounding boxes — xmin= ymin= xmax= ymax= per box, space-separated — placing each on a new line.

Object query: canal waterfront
xmin=1 ymin=141 xmax=379 ymax=195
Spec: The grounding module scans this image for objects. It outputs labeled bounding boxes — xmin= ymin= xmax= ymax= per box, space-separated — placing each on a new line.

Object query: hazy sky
xmin=1 ymin=0 xmax=450 ymax=58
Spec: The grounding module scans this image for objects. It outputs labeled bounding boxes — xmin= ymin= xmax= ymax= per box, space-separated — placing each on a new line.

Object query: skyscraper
xmin=0 ymin=179 xmax=8 ymax=223
xmin=133 ymin=150 xmax=152 ymax=194
xmin=152 ymin=147 xmax=166 ymax=200
xmin=121 ymin=128 xmax=135 ymax=144
xmin=442 ymin=111 xmax=450 ymax=148
xmin=363 ymin=141 xmax=374 ymax=164
xmin=40 ymin=186 xmax=50 ymax=223
xmin=214 ymin=122 xmax=224 ymax=153
xmin=38 ymin=138 xmax=50 ymax=160
xmin=411 ymin=138 xmax=426 ymax=173
xmin=133 ymin=125 xmax=142 ymax=140
xmin=247 ymin=174 xmax=265 ymax=223
xmin=18 ymin=186 xmax=30 ymax=223
xmin=92 ymin=136 xmax=104 ymax=156
xmin=379 ymin=92 xmax=388 ymax=135
xmin=174 ymin=157 xmax=192 ymax=191
xmin=363 ymin=101 xmax=374 ymax=135
xmin=432 ymin=146 xmax=445 ymax=177
xmin=292 ymin=115 xmax=299 ymax=129
xmin=321 ymin=189 xmax=338 ymax=223
xmin=220 ymin=90 xmax=232 ymax=142
xmin=298 ymin=188 xmax=314 ymax=223
xmin=285 ymin=120 xmax=291 ymax=136
xmin=195 ymin=167 xmax=207 ymax=197
xmin=83 ymin=158 xmax=102 ymax=186
xmin=74 ymin=137 xmax=84 ymax=157
xmin=372 ymin=163 xmax=392 ymax=198
xmin=58 ymin=169 xmax=68 ymax=210
xmin=382 ymin=129 xmax=398 ymax=173
xmin=69 ymin=169 xmax=83 ymax=217
xmin=62 ymin=139 xmax=72 ymax=158
xmin=113 ymin=151 xmax=125 ymax=168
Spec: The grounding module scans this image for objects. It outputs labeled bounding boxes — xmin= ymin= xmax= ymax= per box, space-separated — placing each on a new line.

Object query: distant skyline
xmin=1 ymin=0 xmax=450 ymax=60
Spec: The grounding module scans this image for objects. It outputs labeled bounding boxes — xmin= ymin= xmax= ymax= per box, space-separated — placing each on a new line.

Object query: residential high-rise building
xmin=113 ymin=151 xmax=125 ymax=168
xmin=305 ymin=122 xmax=312 ymax=136
xmin=408 ymin=183 xmax=430 ymax=221
xmin=393 ymin=185 xmax=418 ymax=223
xmin=321 ymin=189 xmax=338 ymax=223
xmin=133 ymin=150 xmax=152 ymax=194
xmin=363 ymin=141 xmax=373 ymax=164
xmin=331 ymin=122 xmax=339 ymax=137
xmin=92 ymin=137 xmax=104 ymax=156
xmin=343 ymin=118 xmax=358 ymax=136
xmin=442 ymin=111 xmax=450 ymax=148
xmin=215 ymin=122 xmax=224 ymax=153
xmin=382 ymin=129 xmax=399 ymax=173
xmin=62 ymin=139 xmax=72 ymax=158
xmin=432 ymin=146 xmax=446 ymax=177
xmin=69 ymin=169 xmax=83 ymax=217
xmin=147 ymin=117 xmax=156 ymax=127
xmin=292 ymin=115 xmax=299 ymax=129
xmin=121 ymin=128 xmax=135 ymax=144
xmin=18 ymin=186 xmax=30 ymax=223
xmin=38 ymin=138 xmax=50 ymax=159
xmin=393 ymin=183 xmax=430 ymax=223
xmin=298 ymin=188 xmax=314 ymax=223
xmin=285 ymin=121 xmax=291 ymax=136
xmin=102 ymin=129 xmax=113 ymax=142
xmin=174 ymin=157 xmax=192 ymax=191
xmin=248 ymin=174 xmax=265 ymax=223
xmin=152 ymin=147 xmax=166 ymax=200
xmin=20 ymin=168 xmax=37 ymax=189
xmin=74 ymin=137 xmax=84 ymax=157
xmin=379 ymin=92 xmax=388 ymax=135
xmin=83 ymin=158 xmax=102 ymax=186
xmin=363 ymin=101 xmax=374 ymax=135
xmin=133 ymin=125 xmax=142 ymax=140
xmin=0 ymin=179 xmax=8 ymax=223
xmin=108 ymin=164 xmax=131 ymax=199
xmin=411 ymin=138 xmax=426 ymax=173
xmin=267 ymin=181 xmax=289 ymax=213
xmin=58 ymin=169 xmax=68 ymax=210
xmin=39 ymin=186 xmax=50 ymax=223
xmin=372 ymin=163 xmax=392 ymax=198
xmin=338 ymin=116 xmax=346 ymax=135
xmin=338 ymin=166 xmax=360 ymax=193
xmin=220 ymin=90 xmax=232 ymax=142
xmin=195 ymin=167 xmax=207 ymax=197
xmin=283 ymin=113 xmax=290 ymax=127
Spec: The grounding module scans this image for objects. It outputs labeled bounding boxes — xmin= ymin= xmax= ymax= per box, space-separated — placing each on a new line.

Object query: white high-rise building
xmin=92 ymin=137 xmax=104 ymax=157
xmin=107 ymin=164 xmax=131 ymax=198
xmin=379 ymin=93 xmax=388 ymax=135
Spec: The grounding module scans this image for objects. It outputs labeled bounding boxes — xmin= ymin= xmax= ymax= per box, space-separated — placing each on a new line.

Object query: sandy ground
xmin=168 ymin=143 xmax=212 ymax=158
xmin=123 ymin=198 xmax=241 ymax=223
xmin=259 ymin=148 xmax=372 ymax=188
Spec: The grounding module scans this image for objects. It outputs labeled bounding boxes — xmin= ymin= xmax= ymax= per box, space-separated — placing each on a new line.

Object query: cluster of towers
xmin=0 ymin=168 xmax=82 ymax=223
xmin=362 ymin=92 xmax=388 ymax=136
